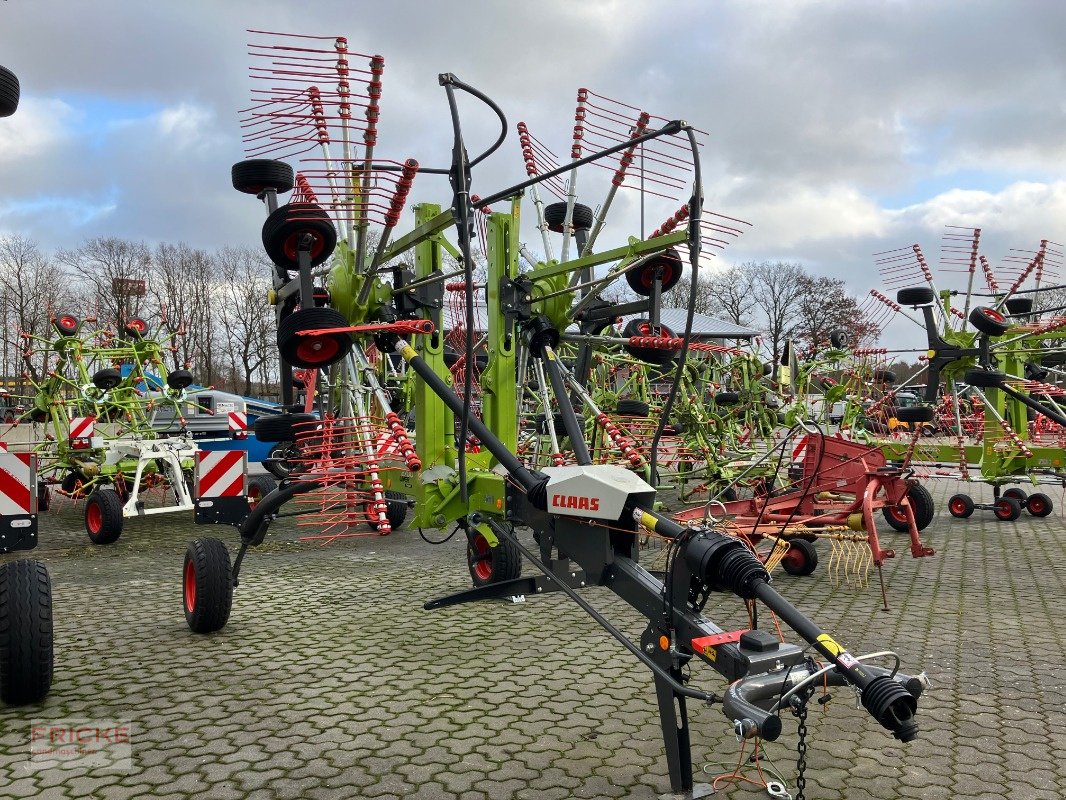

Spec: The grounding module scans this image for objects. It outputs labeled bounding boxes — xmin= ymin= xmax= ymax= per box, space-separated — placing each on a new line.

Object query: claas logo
xmin=551 ymin=494 xmax=600 ymax=512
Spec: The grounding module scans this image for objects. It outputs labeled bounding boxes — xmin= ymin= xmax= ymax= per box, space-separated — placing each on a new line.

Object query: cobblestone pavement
xmin=1 ymin=480 xmax=1065 ymax=799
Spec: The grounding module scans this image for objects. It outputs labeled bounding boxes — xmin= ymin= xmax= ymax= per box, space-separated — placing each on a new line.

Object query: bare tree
xmin=663 ymin=264 xmax=756 ymax=326
xmin=150 ymin=242 xmax=218 ymax=383
xmin=792 ymin=274 xmax=880 ymax=356
xmin=56 ymin=237 xmax=152 ymax=328
xmin=747 ymin=261 xmax=806 ymax=367
xmin=214 ymin=247 xmax=276 ymax=396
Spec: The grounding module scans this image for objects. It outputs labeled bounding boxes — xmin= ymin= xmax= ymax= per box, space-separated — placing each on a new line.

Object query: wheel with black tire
xmin=36 ymin=481 xmax=50 ymax=513
xmin=896 ymin=287 xmax=936 ymax=306
xmin=712 ymin=391 xmax=741 ymax=406
xmin=183 ymin=538 xmax=233 ymax=633
xmin=28 ymin=408 xmax=47 ymax=424
xmin=246 ymin=474 xmax=277 ymax=508
xmin=543 ymin=202 xmax=594 ymax=232
xmin=84 ymin=488 xmax=123 ymax=544
xmin=0 ymin=559 xmax=53 ymax=705
xmin=829 ymin=329 xmax=850 ymax=349
xmin=60 ymin=472 xmax=87 ymax=498
xmin=969 ymin=306 xmax=1010 ymax=337
xmin=253 ymin=412 xmax=317 ymax=443
xmin=53 ymin=313 xmax=80 ymax=336
xmin=1025 ymin=492 xmax=1053 ymax=517
xmin=763 ymin=362 xmax=775 ymax=376
xmin=0 ymin=65 xmax=19 ymax=118
xmin=964 ymin=369 xmax=1006 ymax=389
xmin=262 ymin=202 xmax=337 ymax=271
xmin=1002 ymin=487 xmax=1028 ymax=504
xmin=367 ymin=491 xmax=408 ymax=531
xmin=467 ymin=527 xmax=522 ymax=586
xmin=278 ymin=307 xmax=352 ymax=369
xmin=882 ymin=484 xmax=935 ymax=532
xmin=626 ymin=248 xmax=683 ymax=296
xmin=264 ymin=441 xmax=300 ymax=480
xmin=947 ymin=493 xmax=974 ymax=518
xmin=167 ymin=369 xmax=194 ymax=390
xmin=622 ymin=319 xmax=676 ymax=365
xmin=895 ymin=405 xmax=934 ymax=423
xmin=993 ymin=496 xmax=1022 ymax=521
xmin=92 ymin=367 xmax=122 ymax=391
xmin=123 ymin=317 xmax=148 ymax=339
xmin=616 ymin=399 xmax=650 ymax=417
xmin=872 ymin=368 xmax=897 ymax=384
xmin=231 ymin=159 xmax=295 ymax=195
xmin=1005 ymin=297 xmax=1033 ymax=316
xmin=781 ymin=539 xmax=818 ymax=577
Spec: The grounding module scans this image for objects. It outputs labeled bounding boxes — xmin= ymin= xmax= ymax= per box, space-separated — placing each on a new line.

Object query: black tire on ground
xmin=883 ymin=483 xmax=935 ymax=532
xmin=53 ymin=313 xmax=80 ymax=336
xmin=253 ymin=412 xmax=317 ymax=443
xmin=1002 ymin=487 xmax=1028 ymax=504
xmin=781 ymin=538 xmax=818 ymax=576
xmin=0 ymin=65 xmax=19 ymax=118
xmin=616 ymin=399 xmax=651 ymax=417
xmin=872 ymin=368 xmax=897 ymax=384
xmin=621 ymin=319 xmax=676 ymax=365
xmin=36 ymin=481 xmax=50 ymax=513
xmin=713 ymin=391 xmax=741 ymax=406
xmin=60 ymin=472 xmax=87 ymax=497
xmin=262 ymin=202 xmax=337 ymax=271
xmin=231 ymin=159 xmax=295 ymax=195
xmin=895 ymin=405 xmax=934 ymax=423
xmin=896 ymin=287 xmax=936 ymax=306
xmin=183 ymin=538 xmax=233 ymax=634
xmin=829 ymin=329 xmax=850 ymax=349
xmin=963 ymin=368 xmax=1006 ymax=389
xmin=246 ymin=474 xmax=277 ymax=508
xmin=277 ymin=307 xmax=352 ymax=369
xmin=0 ymin=559 xmax=53 ymax=705
xmin=85 ymin=488 xmax=123 ymax=544
xmin=467 ymin=528 xmax=522 ymax=586
xmin=124 ymin=317 xmax=148 ymax=339
xmin=1005 ymin=297 xmax=1034 ymax=316
xmin=543 ymin=202 xmax=594 ymax=232
xmin=861 ymin=417 xmax=890 ymax=435
xmin=368 ymin=491 xmax=408 ymax=531
xmin=947 ymin=493 xmax=974 ymax=519
xmin=625 ymin=248 xmax=683 ymax=296
xmin=92 ymin=367 xmax=122 ymax=391
xmin=264 ymin=441 xmax=300 ymax=480
xmin=993 ymin=496 xmax=1022 ymax=522
xmin=167 ymin=369 xmax=194 ymax=390
xmin=1025 ymin=492 xmax=1054 ymax=517
xmin=969 ymin=306 xmax=1010 ymax=337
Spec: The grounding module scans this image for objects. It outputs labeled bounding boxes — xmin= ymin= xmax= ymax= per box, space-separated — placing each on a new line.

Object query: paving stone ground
xmin=1 ymin=480 xmax=1065 ymax=799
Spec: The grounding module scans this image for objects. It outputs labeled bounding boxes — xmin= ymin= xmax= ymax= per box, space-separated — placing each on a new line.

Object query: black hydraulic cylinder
xmin=540 ymin=344 xmax=592 ymax=465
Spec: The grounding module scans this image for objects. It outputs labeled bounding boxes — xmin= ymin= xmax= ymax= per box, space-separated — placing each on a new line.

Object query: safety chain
xmin=790 ymin=686 xmax=814 ymax=800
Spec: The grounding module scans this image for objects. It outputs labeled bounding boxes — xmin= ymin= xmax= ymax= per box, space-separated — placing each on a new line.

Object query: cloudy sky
xmin=1 ymin=0 xmax=1064 ymax=346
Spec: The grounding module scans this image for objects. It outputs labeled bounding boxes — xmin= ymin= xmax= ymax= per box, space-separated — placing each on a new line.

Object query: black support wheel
xmin=262 ymin=202 xmax=337 ymax=271
xmin=92 ymin=367 xmax=122 ymax=391
xmin=1025 ymin=492 xmax=1054 ymax=517
xmin=231 ymin=158 xmax=295 ymax=195
xmin=993 ymin=496 xmax=1022 ymax=522
xmin=543 ymin=201 xmax=594 ymax=232
xmin=781 ymin=538 xmax=818 ymax=577
xmin=36 ymin=481 xmax=50 ymax=513
xmin=85 ymin=488 xmax=124 ymax=544
xmin=467 ymin=527 xmax=522 ymax=587
xmin=1005 ymin=297 xmax=1033 ymax=316
xmin=253 ymin=412 xmax=317 ymax=443
xmin=246 ymin=475 xmax=277 ymax=508
xmin=1002 ymin=487 xmax=1028 ymax=505
xmin=616 ymin=399 xmax=650 ymax=417
xmin=969 ymin=306 xmax=1010 ymax=337
xmin=883 ymin=483 xmax=935 ymax=532
xmin=183 ymin=538 xmax=233 ymax=634
xmin=896 ymin=287 xmax=935 ymax=306
xmin=0 ymin=65 xmax=19 ymax=118
xmin=829 ymin=329 xmax=850 ymax=349
xmin=53 ymin=313 xmax=80 ymax=336
xmin=167 ymin=369 xmax=194 ymax=390
xmin=0 ymin=559 xmax=52 ymax=705
xmin=123 ymin=317 xmax=148 ymax=339
xmin=625 ymin=248 xmax=683 ymax=296
xmin=895 ymin=405 xmax=934 ymax=424
xmin=622 ymin=319 xmax=676 ymax=365
xmin=964 ymin=368 xmax=1007 ymax=389
xmin=947 ymin=493 xmax=974 ymax=518
xmin=264 ymin=441 xmax=300 ymax=480
xmin=277 ymin=307 xmax=353 ymax=369
xmin=367 ymin=491 xmax=409 ymax=531
xmin=872 ymin=368 xmax=897 ymax=384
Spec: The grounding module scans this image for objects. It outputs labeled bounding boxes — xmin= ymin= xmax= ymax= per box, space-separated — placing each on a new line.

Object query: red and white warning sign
xmin=228 ymin=411 xmax=248 ymax=438
xmin=0 ymin=451 xmax=36 ymax=516
xmin=69 ymin=416 xmax=96 ymax=440
xmin=195 ymin=451 xmax=246 ymax=499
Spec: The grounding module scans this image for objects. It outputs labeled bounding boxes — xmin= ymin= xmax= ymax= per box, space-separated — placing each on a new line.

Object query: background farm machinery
xmin=177 ymin=32 xmax=925 ymax=798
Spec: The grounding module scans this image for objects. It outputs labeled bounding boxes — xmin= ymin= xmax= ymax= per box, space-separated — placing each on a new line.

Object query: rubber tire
xmin=60 ymin=472 xmax=87 ymax=498
xmin=1026 ymin=492 xmax=1053 ymax=517
xmin=253 ymin=413 xmax=317 ymax=443
xmin=829 ymin=329 xmax=850 ymax=349
xmin=54 ymin=313 xmax=80 ymax=336
xmin=167 ymin=369 xmax=194 ymax=390
xmin=993 ymin=496 xmax=1022 ymax=522
xmin=0 ymin=559 xmax=53 ymax=705
xmin=467 ymin=528 xmax=522 ymax=587
xmin=183 ymin=538 xmax=233 ymax=634
xmin=262 ymin=202 xmax=337 ymax=271
xmin=964 ymin=369 xmax=1006 ymax=389
xmin=231 ymin=159 xmax=295 ymax=195
xmin=368 ymin=491 xmax=408 ymax=531
xmin=872 ymin=368 xmax=897 ymax=384
xmin=895 ymin=405 xmax=934 ymax=423
xmin=1005 ymin=297 xmax=1033 ymax=315
xmin=947 ymin=493 xmax=974 ymax=518
xmin=264 ymin=441 xmax=299 ymax=480
xmin=543 ymin=202 xmax=594 ymax=232
xmin=0 ymin=65 xmax=19 ymax=118
xmin=883 ymin=484 xmax=935 ymax=532
xmin=616 ymin=399 xmax=651 ymax=417
xmin=1002 ymin=487 xmax=1028 ymax=504
xmin=85 ymin=488 xmax=123 ymax=544
xmin=969 ymin=306 xmax=1010 ymax=337
xmin=896 ymin=287 xmax=935 ymax=306
xmin=781 ymin=539 xmax=818 ymax=577
xmin=36 ymin=481 xmax=50 ymax=513
xmin=625 ymin=248 xmax=683 ymax=296
xmin=247 ymin=474 xmax=277 ymax=508
xmin=622 ymin=319 xmax=676 ymax=365
xmin=124 ymin=317 xmax=148 ymax=339
xmin=92 ymin=367 xmax=122 ymax=391
xmin=277 ymin=307 xmax=352 ymax=369
xmin=713 ymin=391 xmax=741 ymax=406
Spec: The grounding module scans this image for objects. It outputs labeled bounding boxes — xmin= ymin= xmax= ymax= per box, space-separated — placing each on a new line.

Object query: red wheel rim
xmin=949 ymin=498 xmax=967 ymax=515
xmin=283 ymin=232 xmax=325 ymax=262
xmin=996 ymin=500 xmax=1012 ymax=516
xmin=984 ymin=308 xmax=1004 ymax=322
xmin=782 ymin=548 xmax=804 ymax=570
xmin=471 ymin=533 xmax=493 ymax=581
xmin=640 ymin=263 xmax=675 ymax=289
xmin=127 ymin=318 xmax=146 ymax=333
xmin=889 ymin=506 xmax=908 ymax=522
xmin=59 ymin=315 xmax=77 ymax=330
xmin=295 ymin=335 xmax=341 ymax=365
xmin=1029 ymin=498 xmax=1045 ymax=514
xmin=248 ymin=485 xmax=261 ymax=509
xmin=86 ymin=500 xmax=102 ymax=534
xmin=183 ymin=559 xmax=196 ymax=612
